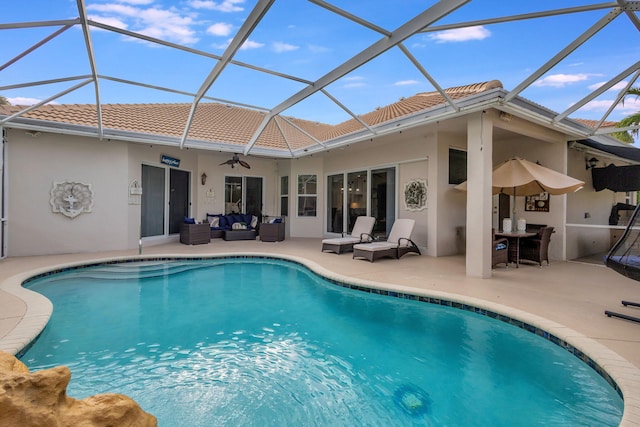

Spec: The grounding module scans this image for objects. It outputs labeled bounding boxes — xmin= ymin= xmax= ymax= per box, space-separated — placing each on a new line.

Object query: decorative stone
xmin=0 ymin=351 xmax=156 ymax=427
xmin=50 ymin=181 xmax=94 ymax=218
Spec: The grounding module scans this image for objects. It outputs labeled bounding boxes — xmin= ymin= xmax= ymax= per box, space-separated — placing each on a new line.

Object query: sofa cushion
xmin=184 ymin=216 xmax=196 ymax=224
xmin=241 ymin=214 xmax=253 ymax=228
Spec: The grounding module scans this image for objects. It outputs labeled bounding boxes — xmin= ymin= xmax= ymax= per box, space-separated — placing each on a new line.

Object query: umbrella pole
xmin=512 ymin=187 xmax=516 ymax=224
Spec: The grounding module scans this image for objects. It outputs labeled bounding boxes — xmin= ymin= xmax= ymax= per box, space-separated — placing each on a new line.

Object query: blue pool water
xmin=21 ymin=258 xmax=623 ymax=426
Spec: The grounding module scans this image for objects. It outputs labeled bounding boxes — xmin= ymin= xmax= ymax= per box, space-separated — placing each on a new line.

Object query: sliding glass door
xmin=141 ymin=164 xmax=190 ymax=238
xmin=327 ymin=167 xmax=395 ymax=237
xmin=141 ymin=165 xmax=166 ymax=238
xmin=327 ymin=174 xmax=344 ymax=233
xmin=347 ymin=171 xmax=367 ymax=233
xmin=225 ymin=175 xmax=263 ymax=216
xmin=370 ymin=167 xmax=396 ymax=237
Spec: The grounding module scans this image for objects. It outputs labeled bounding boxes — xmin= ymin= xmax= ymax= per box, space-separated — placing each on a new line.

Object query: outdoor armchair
xmin=519 ymin=226 xmax=554 ymax=266
xmin=492 ymin=228 xmax=509 ymax=268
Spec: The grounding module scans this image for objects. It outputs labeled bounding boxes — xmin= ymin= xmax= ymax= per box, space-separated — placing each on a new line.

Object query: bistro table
xmin=494 ymin=230 xmax=537 ymax=268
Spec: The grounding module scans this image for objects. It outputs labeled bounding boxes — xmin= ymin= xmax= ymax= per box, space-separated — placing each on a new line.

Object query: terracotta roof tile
xmin=575 ymin=118 xmax=618 ymax=129
xmin=0 ymin=80 xmax=524 ymax=152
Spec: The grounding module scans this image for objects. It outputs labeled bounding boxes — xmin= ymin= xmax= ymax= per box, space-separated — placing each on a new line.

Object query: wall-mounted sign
xmin=161 ymin=154 xmax=180 ymax=167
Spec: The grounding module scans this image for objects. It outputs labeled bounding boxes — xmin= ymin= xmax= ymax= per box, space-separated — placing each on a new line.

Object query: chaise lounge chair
xmin=352 ymin=218 xmax=420 ymax=262
xmin=321 ymin=216 xmax=376 ymax=254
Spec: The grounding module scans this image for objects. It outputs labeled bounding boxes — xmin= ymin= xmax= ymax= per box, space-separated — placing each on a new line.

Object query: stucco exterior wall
xmin=5 ymin=112 xmax=622 ymax=264
xmin=321 ymin=129 xmax=430 ymax=250
xmin=493 ymin=132 xmax=568 ymax=261
xmin=565 ymin=147 xmax=635 ymax=259
xmin=7 ymin=130 xmax=129 ymax=256
xmin=288 ymin=156 xmax=324 ymax=238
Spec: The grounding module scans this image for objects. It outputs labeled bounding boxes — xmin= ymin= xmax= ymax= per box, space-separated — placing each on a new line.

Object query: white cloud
xmin=342 ymin=77 xmax=365 ymax=88
xmin=87 ymin=3 xmax=198 ymax=44
xmin=117 ymin=0 xmax=154 ymax=5
xmin=88 ymin=15 xmax=129 ymax=30
xmin=588 ymin=81 xmax=629 ymax=91
xmin=308 ymin=44 xmax=330 ymax=54
xmin=7 ymin=97 xmax=54 ymax=105
xmin=240 ymin=39 xmax=264 ymax=50
xmin=207 ymin=22 xmax=234 ymax=37
xmin=187 ymin=0 xmax=245 ymax=12
xmin=273 ymin=41 xmax=298 ymax=53
xmin=581 ymin=98 xmax=640 ymax=114
xmin=394 ymin=80 xmax=419 ymax=86
xmin=428 ymin=25 xmax=490 ymax=43
xmin=533 ymin=73 xmax=589 ymax=88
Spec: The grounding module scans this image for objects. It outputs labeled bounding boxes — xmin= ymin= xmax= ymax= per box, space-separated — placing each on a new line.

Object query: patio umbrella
xmin=455 ymin=157 xmax=585 ymax=219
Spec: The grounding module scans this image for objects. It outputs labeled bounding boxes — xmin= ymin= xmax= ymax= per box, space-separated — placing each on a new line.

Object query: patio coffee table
xmin=223 ymin=229 xmax=257 ymax=241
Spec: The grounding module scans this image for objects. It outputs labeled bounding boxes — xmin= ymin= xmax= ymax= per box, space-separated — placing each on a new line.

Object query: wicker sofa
xmin=206 ymin=213 xmax=260 ymax=239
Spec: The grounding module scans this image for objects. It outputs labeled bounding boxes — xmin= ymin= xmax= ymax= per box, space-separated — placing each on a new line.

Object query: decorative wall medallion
xmin=50 ymin=181 xmax=94 ymax=218
xmin=404 ymin=179 xmax=427 ymax=211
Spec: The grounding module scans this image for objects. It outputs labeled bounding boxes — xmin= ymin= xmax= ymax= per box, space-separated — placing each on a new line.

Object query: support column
xmin=465 ymin=112 xmax=493 ymax=278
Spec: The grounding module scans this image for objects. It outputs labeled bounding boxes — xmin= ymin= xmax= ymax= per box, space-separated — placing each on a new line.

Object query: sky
xmin=1 ymin=0 xmax=639 ymax=128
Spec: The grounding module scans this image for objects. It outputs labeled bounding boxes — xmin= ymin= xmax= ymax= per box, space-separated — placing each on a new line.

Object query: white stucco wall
xmin=5 ymin=111 xmax=624 ymax=265
xmin=492 ymin=131 xmax=568 ymax=261
xmin=321 ymin=129 xmax=430 ymax=250
xmin=565 ymin=147 xmax=635 ymax=259
xmin=7 ymin=130 xmax=129 ymax=256
xmin=288 ymin=156 xmax=324 ymax=238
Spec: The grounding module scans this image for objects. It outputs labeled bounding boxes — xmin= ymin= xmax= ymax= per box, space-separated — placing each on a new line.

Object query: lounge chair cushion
xmin=352 ymin=218 xmax=420 ymax=262
xmin=321 ymin=216 xmax=375 ymax=254
xmin=352 ymin=242 xmax=397 ymax=252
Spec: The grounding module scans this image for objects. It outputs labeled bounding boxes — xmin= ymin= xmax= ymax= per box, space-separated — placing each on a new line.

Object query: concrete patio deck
xmin=1 ymin=238 xmax=639 ymax=424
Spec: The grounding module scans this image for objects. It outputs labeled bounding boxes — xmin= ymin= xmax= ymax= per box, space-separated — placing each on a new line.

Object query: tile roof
xmin=0 ymin=80 xmax=508 ymax=154
xmin=574 ymin=119 xmax=618 ymax=129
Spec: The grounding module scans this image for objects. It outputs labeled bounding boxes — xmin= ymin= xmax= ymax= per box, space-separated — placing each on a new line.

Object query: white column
xmin=465 ymin=112 xmax=493 ymax=278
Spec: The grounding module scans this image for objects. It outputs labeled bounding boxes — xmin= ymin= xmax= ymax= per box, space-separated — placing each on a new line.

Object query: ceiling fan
xmin=219 ymin=153 xmax=250 ymax=169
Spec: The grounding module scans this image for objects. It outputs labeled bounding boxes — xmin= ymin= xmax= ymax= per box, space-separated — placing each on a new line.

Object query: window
xmin=449 ymin=148 xmax=467 ymax=185
xmin=280 ymin=176 xmax=289 ymax=216
xmin=297 ymin=174 xmax=317 ymax=217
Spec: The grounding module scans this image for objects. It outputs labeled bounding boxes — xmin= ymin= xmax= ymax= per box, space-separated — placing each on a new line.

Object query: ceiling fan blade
xmin=239 ymin=160 xmax=251 ymax=169
xmin=219 ymin=160 xmax=233 ymax=166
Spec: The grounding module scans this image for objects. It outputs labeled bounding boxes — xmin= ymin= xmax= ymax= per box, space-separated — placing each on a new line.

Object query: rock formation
xmin=0 ymin=351 xmax=156 ymax=427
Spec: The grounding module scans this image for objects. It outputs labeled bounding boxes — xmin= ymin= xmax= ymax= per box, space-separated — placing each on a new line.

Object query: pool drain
xmin=393 ymin=384 xmax=431 ymax=417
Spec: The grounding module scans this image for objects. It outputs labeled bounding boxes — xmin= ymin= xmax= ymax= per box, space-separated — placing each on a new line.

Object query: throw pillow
xmin=184 ymin=217 xmax=196 ymax=224
xmin=209 ymin=216 xmax=220 ymax=227
xmin=250 ymin=215 xmax=258 ymax=229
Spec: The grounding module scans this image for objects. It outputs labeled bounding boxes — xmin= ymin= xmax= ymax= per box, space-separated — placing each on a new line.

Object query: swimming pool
xmin=20 ymin=257 xmax=623 ymax=426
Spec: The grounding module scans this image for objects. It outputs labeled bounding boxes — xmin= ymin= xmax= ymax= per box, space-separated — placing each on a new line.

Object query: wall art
xmin=404 ymin=179 xmax=427 ymax=211
xmin=50 ymin=181 xmax=94 ymax=218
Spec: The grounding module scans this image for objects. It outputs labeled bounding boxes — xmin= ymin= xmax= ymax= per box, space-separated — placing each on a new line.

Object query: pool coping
xmin=1 ymin=252 xmax=639 ymax=426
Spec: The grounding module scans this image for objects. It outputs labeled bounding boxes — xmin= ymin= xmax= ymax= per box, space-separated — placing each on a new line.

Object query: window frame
xmin=297 ymin=174 xmax=317 ymax=217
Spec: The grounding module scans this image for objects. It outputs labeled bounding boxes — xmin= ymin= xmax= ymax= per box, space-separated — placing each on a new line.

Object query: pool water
xmin=21 ymin=258 xmax=623 ymax=426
